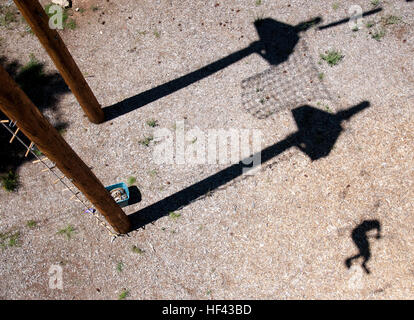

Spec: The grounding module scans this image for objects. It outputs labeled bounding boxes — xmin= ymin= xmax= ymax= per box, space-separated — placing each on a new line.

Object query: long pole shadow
xmin=317 ymin=7 xmax=382 ymax=30
xmin=128 ymin=101 xmax=370 ymax=231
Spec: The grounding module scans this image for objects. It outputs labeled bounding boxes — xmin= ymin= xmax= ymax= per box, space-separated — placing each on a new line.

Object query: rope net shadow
xmin=241 ymin=39 xmax=333 ymax=119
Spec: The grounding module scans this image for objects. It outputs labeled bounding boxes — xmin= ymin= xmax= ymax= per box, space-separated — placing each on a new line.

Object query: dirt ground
xmin=0 ymin=0 xmax=413 ymax=299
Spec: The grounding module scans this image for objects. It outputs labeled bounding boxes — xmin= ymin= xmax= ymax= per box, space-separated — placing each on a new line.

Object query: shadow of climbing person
xmin=345 ymin=220 xmax=381 ymax=274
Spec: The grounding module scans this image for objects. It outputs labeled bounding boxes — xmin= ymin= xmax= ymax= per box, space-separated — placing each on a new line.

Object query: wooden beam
xmin=0 ymin=65 xmax=131 ymax=234
xmin=13 ymin=0 xmax=104 ymax=124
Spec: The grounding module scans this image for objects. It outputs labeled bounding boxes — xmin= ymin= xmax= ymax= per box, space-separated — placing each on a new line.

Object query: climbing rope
xmin=0 ymin=118 xmax=120 ymax=241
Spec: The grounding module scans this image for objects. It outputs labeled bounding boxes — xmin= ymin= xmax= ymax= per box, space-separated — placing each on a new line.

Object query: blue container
xmin=105 ymin=182 xmax=130 ymax=207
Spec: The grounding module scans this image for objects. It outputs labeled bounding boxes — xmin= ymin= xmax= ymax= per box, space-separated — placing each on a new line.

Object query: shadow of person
xmin=128 ymin=101 xmax=370 ymax=231
xmin=345 ymin=220 xmax=381 ymax=274
xmin=103 ymin=17 xmax=321 ymax=121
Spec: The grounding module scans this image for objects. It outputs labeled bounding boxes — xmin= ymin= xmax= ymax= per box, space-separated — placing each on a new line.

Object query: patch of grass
xmin=0 ymin=231 xmax=21 ymax=248
xmin=26 ymin=220 xmax=37 ymax=228
xmin=169 ymin=211 xmax=181 ymax=220
xmin=116 ymin=261 xmax=124 ymax=273
xmin=371 ymin=0 xmax=380 ymax=7
xmin=21 ymin=54 xmax=43 ymax=75
xmin=33 ymin=148 xmax=43 ymax=157
xmin=131 ymin=245 xmax=145 ymax=254
xmin=57 ymin=225 xmax=75 ymax=239
xmin=1 ymin=171 xmax=19 ymax=192
xmin=139 ymin=135 xmax=154 ymax=147
xmin=332 ymin=3 xmax=339 ymax=10
xmin=320 ymin=50 xmax=344 ymax=66
xmin=366 ymin=21 xmax=375 ymax=28
xmin=371 ymin=29 xmax=386 ymax=41
xmin=0 ymin=5 xmax=17 ymax=27
xmin=118 ymin=289 xmax=129 ymax=300
xmin=65 ymin=18 xmax=76 ymax=30
xmin=127 ymin=176 xmax=137 ymax=186
xmin=146 ymin=119 xmax=158 ymax=127
xmin=318 ymin=72 xmax=324 ymax=80
xmin=255 ymin=0 xmax=262 ymax=6
xmin=352 ymin=25 xmax=360 ymax=32
xmin=153 ymin=30 xmax=160 ymax=38
xmin=382 ymin=15 xmax=401 ymax=26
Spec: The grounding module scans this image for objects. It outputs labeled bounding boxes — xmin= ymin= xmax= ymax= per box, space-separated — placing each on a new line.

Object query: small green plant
xmin=318 ymin=72 xmax=324 ymax=80
xmin=27 ymin=220 xmax=37 ymax=228
xmin=91 ymin=5 xmax=99 ymax=12
xmin=139 ymin=135 xmax=154 ymax=147
xmin=352 ymin=25 xmax=360 ymax=32
xmin=332 ymin=3 xmax=339 ymax=10
xmin=0 ymin=231 xmax=20 ymax=248
xmin=132 ymin=245 xmax=145 ymax=254
xmin=8 ymin=232 xmax=20 ymax=247
xmin=371 ymin=29 xmax=385 ymax=41
xmin=118 ymin=289 xmax=129 ymax=300
xmin=366 ymin=21 xmax=375 ymax=28
xmin=57 ymin=225 xmax=75 ymax=239
xmin=21 ymin=54 xmax=42 ymax=74
xmin=148 ymin=169 xmax=158 ymax=177
xmin=146 ymin=119 xmax=158 ymax=127
xmin=116 ymin=261 xmax=124 ymax=272
xmin=255 ymin=0 xmax=262 ymax=6
xmin=169 ymin=211 xmax=181 ymax=219
xmin=1 ymin=171 xmax=19 ymax=192
xmin=382 ymin=15 xmax=401 ymax=26
xmin=127 ymin=176 xmax=137 ymax=186
xmin=153 ymin=30 xmax=160 ymax=38
xmin=65 ymin=19 xmax=76 ymax=30
xmin=0 ymin=6 xmax=17 ymax=27
xmin=320 ymin=50 xmax=344 ymax=66
xmin=371 ymin=0 xmax=380 ymax=7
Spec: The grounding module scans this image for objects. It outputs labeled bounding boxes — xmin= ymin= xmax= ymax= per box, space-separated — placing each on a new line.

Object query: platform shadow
xmin=128 ymin=101 xmax=370 ymax=231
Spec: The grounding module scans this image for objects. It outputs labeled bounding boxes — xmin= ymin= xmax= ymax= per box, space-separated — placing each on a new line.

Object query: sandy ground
xmin=0 ymin=0 xmax=413 ymax=299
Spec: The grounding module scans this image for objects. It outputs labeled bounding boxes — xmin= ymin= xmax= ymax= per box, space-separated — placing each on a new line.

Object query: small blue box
xmin=105 ymin=182 xmax=130 ymax=207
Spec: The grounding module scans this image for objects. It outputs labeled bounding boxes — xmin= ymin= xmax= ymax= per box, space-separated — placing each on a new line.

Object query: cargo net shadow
xmin=241 ymin=40 xmax=332 ymax=119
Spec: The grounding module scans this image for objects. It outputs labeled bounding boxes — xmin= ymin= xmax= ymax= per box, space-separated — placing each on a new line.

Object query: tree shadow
xmin=345 ymin=220 xmax=382 ymax=274
xmin=0 ymin=56 xmax=69 ymax=176
xmin=128 ymin=101 xmax=370 ymax=231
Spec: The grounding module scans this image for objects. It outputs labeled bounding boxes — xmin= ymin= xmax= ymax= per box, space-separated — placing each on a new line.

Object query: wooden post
xmin=13 ymin=0 xmax=104 ymax=124
xmin=0 ymin=65 xmax=131 ymax=234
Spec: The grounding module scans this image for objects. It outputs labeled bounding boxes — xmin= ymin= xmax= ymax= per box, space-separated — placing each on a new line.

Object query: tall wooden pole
xmin=13 ymin=0 xmax=104 ymax=124
xmin=0 ymin=65 xmax=131 ymax=234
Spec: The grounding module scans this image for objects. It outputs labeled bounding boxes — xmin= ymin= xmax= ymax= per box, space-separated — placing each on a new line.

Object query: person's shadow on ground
xmin=345 ymin=220 xmax=382 ymax=274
